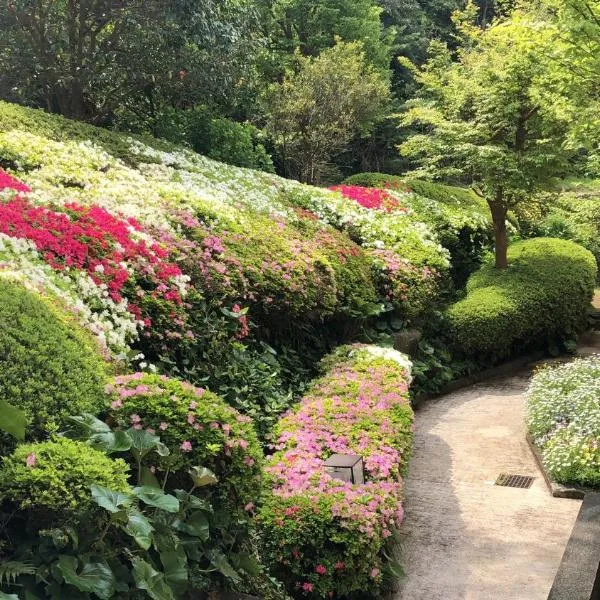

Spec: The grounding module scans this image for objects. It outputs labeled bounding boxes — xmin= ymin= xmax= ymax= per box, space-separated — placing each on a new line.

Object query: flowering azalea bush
xmin=106 ymin=373 xmax=263 ymax=509
xmin=0 ymin=101 xmax=450 ymax=327
xmin=328 ymin=185 xmax=403 ymax=212
xmin=527 ymin=356 xmax=600 ymax=488
xmin=258 ymin=345 xmax=414 ymax=598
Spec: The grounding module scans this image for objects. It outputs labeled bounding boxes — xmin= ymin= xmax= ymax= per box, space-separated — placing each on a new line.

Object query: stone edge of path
xmin=526 ymin=433 xmax=596 ymax=500
xmin=412 ymin=349 xmax=546 ymax=410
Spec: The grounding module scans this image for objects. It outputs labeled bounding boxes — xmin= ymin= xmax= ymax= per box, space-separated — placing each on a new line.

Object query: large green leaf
xmin=133 ymin=486 xmax=179 ymax=513
xmin=90 ymin=485 xmax=132 ymax=513
xmin=125 ymin=510 xmax=154 ymax=550
xmin=130 ymin=558 xmax=175 ymax=600
xmin=160 ymin=547 xmax=188 ymax=586
xmin=0 ymin=592 xmax=19 ymax=600
xmin=56 ymin=556 xmax=115 ymax=600
xmin=128 ymin=428 xmax=160 ymax=460
xmin=89 ymin=430 xmax=132 ymax=453
xmin=209 ymin=551 xmax=241 ymax=583
xmin=0 ymin=400 xmax=28 ymax=440
xmin=69 ymin=413 xmax=111 ymax=433
xmin=174 ymin=490 xmax=212 ymax=512
xmin=174 ymin=511 xmax=209 ymax=540
xmin=189 ymin=466 xmax=218 ymax=487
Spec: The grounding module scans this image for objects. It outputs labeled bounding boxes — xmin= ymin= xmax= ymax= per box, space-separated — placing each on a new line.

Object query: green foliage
xmin=0 ymin=279 xmax=107 ymax=451
xmin=268 ymin=0 xmax=395 ymax=73
xmin=399 ymin=7 xmax=574 ymax=267
xmin=154 ymin=106 xmax=274 ymax=172
xmin=0 ymin=0 xmax=265 ymax=123
xmin=0 ymin=438 xmax=130 ymax=514
xmin=0 ymin=421 xmax=276 ymax=598
xmin=446 ymin=238 xmax=597 ymax=362
xmin=266 ymin=41 xmax=390 ymax=184
xmin=527 ymin=356 xmax=600 ymax=488
xmin=519 ymin=183 xmax=600 ymax=273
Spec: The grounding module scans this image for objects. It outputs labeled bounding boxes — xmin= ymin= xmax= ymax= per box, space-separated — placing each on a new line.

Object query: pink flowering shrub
xmin=258 ymin=345 xmax=414 ymax=598
xmin=106 ymin=373 xmax=262 ymax=509
xmin=371 ymin=248 xmax=440 ymax=319
xmin=329 ymin=185 xmax=404 ymax=212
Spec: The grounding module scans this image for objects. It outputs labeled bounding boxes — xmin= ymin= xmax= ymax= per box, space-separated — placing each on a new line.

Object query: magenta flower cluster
xmin=258 ymin=345 xmax=414 ymax=598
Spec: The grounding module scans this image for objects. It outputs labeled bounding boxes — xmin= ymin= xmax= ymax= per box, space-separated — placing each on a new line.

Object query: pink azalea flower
xmin=315 ymin=565 xmax=327 ymax=575
xmin=180 ymin=440 xmax=192 ymax=453
xmin=159 ymin=422 xmax=169 ymax=431
xmin=111 ymin=399 xmax=123 ymax=409
xmin=370 ymin=568 xmax=380 ymax=578
xmin=25 ymin=453 xmax=36 ymax=467
xmin=302 ymin=582 xmax=314 ymax=593
xmin=130 ymin=414 xmax=141 ymax=424
xmin=244 ymin=502 xmax=255 ymax=512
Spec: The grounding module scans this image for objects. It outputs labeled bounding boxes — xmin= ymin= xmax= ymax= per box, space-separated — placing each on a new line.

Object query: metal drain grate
xmin=495 ymin=473 xmax=535 ymax=489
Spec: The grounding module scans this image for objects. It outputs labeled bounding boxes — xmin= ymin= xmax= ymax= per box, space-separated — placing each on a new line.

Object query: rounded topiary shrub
xmin=106 ymin=373 xmax=262 ymax=510
xmin=0 ymin=278 xmax=108 ymax=449
xmin=446 ymin=238 xmax=597 ymax=362
xmin=0 ymin=437 xmax=130 ymax=514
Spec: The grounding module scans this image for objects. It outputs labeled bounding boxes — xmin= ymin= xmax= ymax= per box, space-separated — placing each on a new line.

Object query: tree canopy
xmin=399 ymin=5 xmax=575 ymax=268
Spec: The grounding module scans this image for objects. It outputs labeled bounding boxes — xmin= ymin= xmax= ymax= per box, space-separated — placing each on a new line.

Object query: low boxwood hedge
xmin=0 ymin=278 xmax=108 ymax=452
xmin=527 ymin=356 xmax=600 ymax=488
xmin=446 ymin=238 xmax=597 ymax=362
xmin=258 ymin=344 xmax=413 ymax=599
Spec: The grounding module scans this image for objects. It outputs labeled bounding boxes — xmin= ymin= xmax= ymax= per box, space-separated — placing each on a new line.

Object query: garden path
xmin=394 ymin=330 xmax=600 ymax=600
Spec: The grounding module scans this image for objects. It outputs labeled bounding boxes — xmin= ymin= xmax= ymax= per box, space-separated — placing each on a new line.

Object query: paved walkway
xmin=395 ymin=359 xmax=592 ymax=599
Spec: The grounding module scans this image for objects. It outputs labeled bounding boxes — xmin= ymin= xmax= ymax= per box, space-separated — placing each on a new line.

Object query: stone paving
xmin=394 ymin=367 xmax=587 ymax=600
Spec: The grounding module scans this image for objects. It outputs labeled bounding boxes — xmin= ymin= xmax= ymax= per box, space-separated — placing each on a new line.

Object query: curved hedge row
xmin=527 ymin=356 xmax=600 ymax=488
xmin=446 ymin=238 xmax=597 ymax=361
xmin=0 ymin=277 xmax=108 ymax=452
xmin=258 ymin=345 xmax=413 ymax=598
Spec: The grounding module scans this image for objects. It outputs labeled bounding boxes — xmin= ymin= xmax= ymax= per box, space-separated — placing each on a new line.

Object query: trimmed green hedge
xmin=446 ymin=238 xmax=597 ymax=361
xmin=0 ymin=279 xmax=108 ymax=450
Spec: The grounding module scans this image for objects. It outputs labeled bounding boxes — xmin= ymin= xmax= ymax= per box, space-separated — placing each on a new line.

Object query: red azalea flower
xmin=329 ymin=185 xmax=402 ymax=212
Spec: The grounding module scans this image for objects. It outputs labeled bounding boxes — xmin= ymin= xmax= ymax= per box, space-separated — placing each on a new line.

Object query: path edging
xmin=412 ymin=350 xmax=546 ymax=409
xmin=526 ymin=433 xmax=595 ymax=500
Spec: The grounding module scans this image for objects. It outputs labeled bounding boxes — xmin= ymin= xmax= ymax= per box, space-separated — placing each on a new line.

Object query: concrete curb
xmin=526 ymin=433 xmax=596 ymax=500
xmin=412 ymin=350 xmax=546 ymax=410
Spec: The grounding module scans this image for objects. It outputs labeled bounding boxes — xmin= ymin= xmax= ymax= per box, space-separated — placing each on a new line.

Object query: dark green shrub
xmin=0 ymin=437 xmax=130 ymax=514
xmin=0 ymin=279 xmax=108 ymax=450
xmin=185 ymin=107 xmax=274 ymax=172
xmin=446 ymin=238 xmax=597 ymax=362
xmin=521 ymin=189 xmax=600 ymax=273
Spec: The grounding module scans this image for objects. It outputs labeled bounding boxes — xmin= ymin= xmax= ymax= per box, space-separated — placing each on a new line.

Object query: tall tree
xmin=0 ymin=0 xmax=265 ymax=123
xmin=399 ymin=6 xmax=573 ymax=268
xmin=266 ymin=0 xmax=395 ymax=74
xmin=265 ymin=41 xmax=390 ymax=184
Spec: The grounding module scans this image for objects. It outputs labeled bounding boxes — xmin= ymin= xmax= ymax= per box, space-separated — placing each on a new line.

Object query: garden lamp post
xmin=324 ymin=453 xmax=365 ymax=484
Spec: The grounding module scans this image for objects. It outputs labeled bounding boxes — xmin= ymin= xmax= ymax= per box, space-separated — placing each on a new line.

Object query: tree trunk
xmin=488 ymin=192 xmax=508 ymax=269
